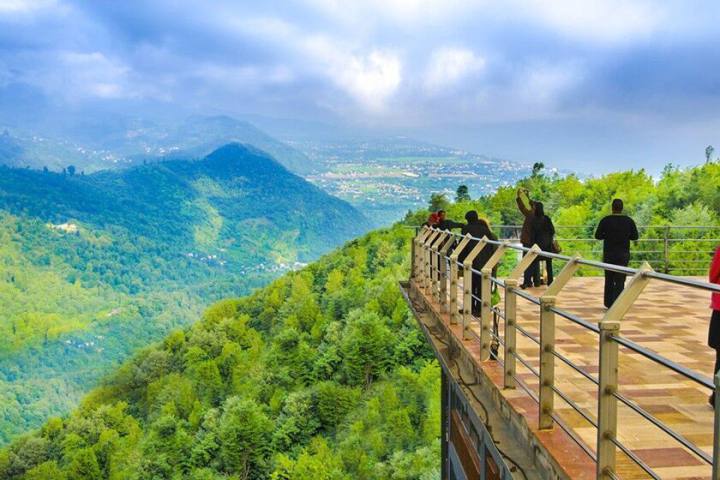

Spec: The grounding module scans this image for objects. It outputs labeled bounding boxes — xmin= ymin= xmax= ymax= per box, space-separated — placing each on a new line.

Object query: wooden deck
xmin=423 ymin=275 xmax=717 ymax=479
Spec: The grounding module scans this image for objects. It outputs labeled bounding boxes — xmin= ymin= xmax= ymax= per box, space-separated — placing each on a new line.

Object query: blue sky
xmin=1 ymin=0 xmax=720 ymax=173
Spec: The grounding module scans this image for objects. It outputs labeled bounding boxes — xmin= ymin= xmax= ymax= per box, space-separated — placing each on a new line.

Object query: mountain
xmin=0 ymin=143 xmax=369 ymax=445
xmin=0 ymin=111 xmax=314 ymax=175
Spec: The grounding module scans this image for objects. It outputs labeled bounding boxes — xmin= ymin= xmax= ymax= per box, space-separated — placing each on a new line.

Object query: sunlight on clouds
xmin=334 ymin=51 xmax=402 ymax=112
xmin=424 ymin=47 xmax=485 ymax=93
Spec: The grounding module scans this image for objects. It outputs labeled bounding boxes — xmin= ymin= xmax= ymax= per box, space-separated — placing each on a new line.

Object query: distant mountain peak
xmin=203 ymin=142 xmax=289 ymax=174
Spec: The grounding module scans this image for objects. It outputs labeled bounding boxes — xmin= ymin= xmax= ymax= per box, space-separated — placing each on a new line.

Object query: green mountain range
xmin=0 ymin=143 xmax=369 ymax=445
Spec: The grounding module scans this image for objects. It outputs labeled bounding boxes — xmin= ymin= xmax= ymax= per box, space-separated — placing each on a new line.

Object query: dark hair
xmin=534 ymin=201 xmax=545 ymax=217
xmin=438 ymin=210 xmax=446 ymax=215
xmin=465 ymin=210 xmax=479 ymax=222
xmin=612 ymin=199 xmax=623 ymax=213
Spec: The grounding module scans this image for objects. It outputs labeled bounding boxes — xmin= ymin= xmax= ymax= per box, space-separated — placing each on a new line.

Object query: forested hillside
xmin=0 ymin=143 xmax=369 ymax=445
xmin=0 ymin=224 xmax=440 ymax=480
xmin=4 ymin=160 xmax=720 ymax=479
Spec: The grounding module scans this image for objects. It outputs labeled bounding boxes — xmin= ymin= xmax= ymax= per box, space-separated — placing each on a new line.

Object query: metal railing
xmin=412 ymin=224 xmax=720 ymax=275
xmin=412 ymin=226 xmax=720 ymax=480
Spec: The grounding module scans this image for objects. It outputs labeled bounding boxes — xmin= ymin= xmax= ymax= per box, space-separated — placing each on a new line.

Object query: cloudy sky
xmin=1 ymin=0 xmax=720 ymax=172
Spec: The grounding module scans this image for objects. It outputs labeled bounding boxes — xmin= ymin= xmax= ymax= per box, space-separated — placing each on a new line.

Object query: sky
xmin=1 ymin=0 xmax=720 ymax=173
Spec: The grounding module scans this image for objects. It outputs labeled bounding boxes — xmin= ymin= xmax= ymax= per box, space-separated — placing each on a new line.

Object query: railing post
xmin=462 ymin=237 xmax=488 ymax=340
xmin=714 ymin=371 xmax=720 ymax=480
xmin=413 ymin=227 xmax=429 ymax=280
xmin=504 ymin=278 xmax=518 ymax=389
xmin=438 ymin=233 xmax=456 ymax=312
xmin=480 ymin=269 xmax=492 ymax=359
xmin=664 ymin=225 xmax=670 ymax=274
xmin=449 ymin=235 xmax=472 ymax=324
xmin=430 ymin=232 xmax=449 ymax=303
xmin=422 ymin=231 xmax=440 ymax=292
xmin=597 ymin=320 xmax=620 ymax=480
xmin=596 ymin=261 xmax=653 ymax=480
xmin=478 ymin=242 xmax=507 ymax=361
xmin=539 ymin=296 xmax=556 ymax=430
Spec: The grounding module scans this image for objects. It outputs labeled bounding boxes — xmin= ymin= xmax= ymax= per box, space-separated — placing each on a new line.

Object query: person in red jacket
xmin=708 ymin=245 xmax=720 ymax=406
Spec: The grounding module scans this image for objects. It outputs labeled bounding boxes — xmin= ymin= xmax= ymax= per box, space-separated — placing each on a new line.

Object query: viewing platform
xmin=401 ymin=227 xmax=720 ymax=480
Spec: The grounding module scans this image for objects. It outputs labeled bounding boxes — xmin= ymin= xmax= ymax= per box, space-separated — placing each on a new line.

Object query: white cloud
xmin=304 ymin=0 xmax=480 ymax=27
xmin=515 ymin=0 xmax=662 ymax=43
xmin=330 ymin=51 xmax=402 ymax=111
xmin=0 ymin=0 xmax=57 ymax=14
xmin=58 ymin=51 xmax=132 ymax=99
xmin=424 ymin=47 xmax=486 ymax=93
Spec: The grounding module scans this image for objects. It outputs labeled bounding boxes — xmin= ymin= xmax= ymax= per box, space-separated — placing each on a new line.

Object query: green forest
xmin=1 ymin=224 xmax=439 ymax=480
xmin=0 ymin=143 xmax=368 ymax=445
xmin=3 ymin=159 xmax=720 ymax=479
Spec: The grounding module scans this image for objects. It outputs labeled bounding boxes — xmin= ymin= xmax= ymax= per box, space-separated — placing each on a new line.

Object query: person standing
xmin=708 ymin=245 xmax=720 ymax=406
xmin=516 ymin=188 xmax=537 ymax=288
xmin=436 ymin=210 xmax=464 ymax=231
xmin=594 ymin=199 xmax=639 ymax=308
xmin=459 ymin=211 xmax=498 ymax=316
xmin=529 ymin=202 xmax=556 ymax=286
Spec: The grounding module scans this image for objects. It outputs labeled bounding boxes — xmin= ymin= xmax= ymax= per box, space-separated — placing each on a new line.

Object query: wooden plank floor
xmin=434 ymin=274 xmax=717 ymax=479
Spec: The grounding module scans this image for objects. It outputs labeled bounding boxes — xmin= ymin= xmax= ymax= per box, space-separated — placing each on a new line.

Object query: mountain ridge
xmin=0 ymin=142 xmax=369 ymax=445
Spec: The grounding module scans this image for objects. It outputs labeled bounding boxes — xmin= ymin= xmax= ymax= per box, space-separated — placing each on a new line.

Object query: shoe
xmin=520 ymin=284 xmax=530 ymax=289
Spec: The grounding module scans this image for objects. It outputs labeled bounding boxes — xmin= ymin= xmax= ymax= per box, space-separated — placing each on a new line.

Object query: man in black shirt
xmin=459 ymin=211 xmax=497 ymax=316
xmin=436 ymin=210 xmax=464 ymax=231
xmin=594 ymin=199 xmax=639 ymax=308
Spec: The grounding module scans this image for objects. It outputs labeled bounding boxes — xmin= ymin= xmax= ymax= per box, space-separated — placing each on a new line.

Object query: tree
xmin=455 ymin=185 xmax=470 ymax=203
xmin=67 ymin=165 xmax=76 ymax=176
xmin=531 ymin=162 xmax=545 ymax=177
xmin=428 ymin=193 xmax=449 ymax=212
xmin=219 ymin=397 xmax=273 ymax=479
xmin=66 ymin=448 xmax=102 ymax=480
xmin=707 ymin=145 xmax=715 ymax=164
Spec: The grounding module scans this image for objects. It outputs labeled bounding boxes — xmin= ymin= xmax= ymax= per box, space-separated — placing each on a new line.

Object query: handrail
xmin=412 ymin=225 xmax=720 ymax=479
xmin=439 ymin=228 xmax=720 ymax=293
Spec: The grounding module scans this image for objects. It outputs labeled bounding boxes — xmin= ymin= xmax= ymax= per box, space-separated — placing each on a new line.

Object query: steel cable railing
xmin=412 ymin=226 xmax=720 ymax=480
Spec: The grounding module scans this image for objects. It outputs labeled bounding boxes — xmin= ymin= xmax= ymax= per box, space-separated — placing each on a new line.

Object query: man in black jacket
xmin=436 ymin=210 xmax=464 ymax=231
xmin=595 ymin=199 xmax=639 ymax=308
xmin=459 ymin=211 xmax=497 ymax=316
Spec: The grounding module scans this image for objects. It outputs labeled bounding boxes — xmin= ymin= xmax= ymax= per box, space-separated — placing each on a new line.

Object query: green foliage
xmin=455 ymin=185 xmax=470 ymax=203
xmin=0 ymin=223 xmax=438 ymax=480
xmin=408 ymin=162 xmax=720 ymax=275
xmin=427 ymin=193 xmax=449 ymax=212
xmin=0 ymin=143 xmax=369 ymax=445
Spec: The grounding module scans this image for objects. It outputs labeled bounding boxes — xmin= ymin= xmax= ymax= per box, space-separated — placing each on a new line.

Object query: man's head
xmin=465 ymin=210 xmax=479 ymax=222
xmin=437 ymin=210 xmax=446 ymax=220
xmin=612 ymin=198 xmax=624 ymax=214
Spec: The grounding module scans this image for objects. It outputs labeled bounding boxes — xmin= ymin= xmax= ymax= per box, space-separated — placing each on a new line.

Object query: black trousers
xmin=522 ymin=248 xmax=533 ymax=286
xmin=530 ymin=258 xmax=553 ymax=286
xmin=604 ymin=253 xmax=630 ymax=308
xmin=471 ymin=270 xmax=482 ymax=316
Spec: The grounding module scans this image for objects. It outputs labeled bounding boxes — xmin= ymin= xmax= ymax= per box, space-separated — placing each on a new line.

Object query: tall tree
xmin=531 ymin=162 xmax=545 ymax=177
xmin=428 ymin=193 xmax=449 ymax=212
xmin=455 ymin=185 xmax=470 ymax=202
xmin=706 ymin=145 xmax=715 ymax=164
